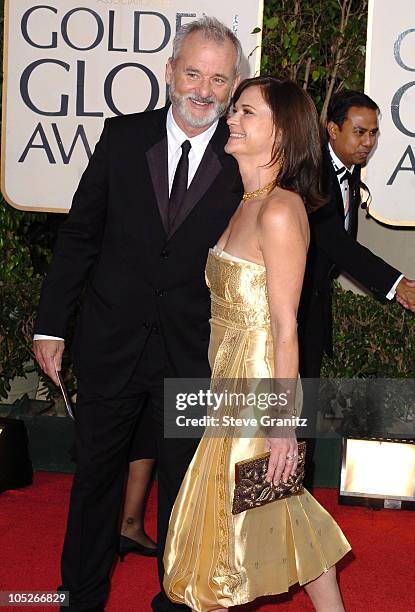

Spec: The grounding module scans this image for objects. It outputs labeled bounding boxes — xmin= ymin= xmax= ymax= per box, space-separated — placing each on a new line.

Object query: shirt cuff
xmin=386 ymin=274 xmax=404 ymax=300
xmin=33 ymin=334 xmax=65 ymax=341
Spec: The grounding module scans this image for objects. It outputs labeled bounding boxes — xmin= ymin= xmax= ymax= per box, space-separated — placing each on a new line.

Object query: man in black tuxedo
xmin=298 ymin=90 xmax=415 ymax=482
xmin=33 ymin=17 xmax=242 ymax=612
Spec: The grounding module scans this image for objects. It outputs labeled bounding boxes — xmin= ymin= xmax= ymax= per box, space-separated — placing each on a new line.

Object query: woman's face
xmin=225 ymin=85 xmax=275 ymax=160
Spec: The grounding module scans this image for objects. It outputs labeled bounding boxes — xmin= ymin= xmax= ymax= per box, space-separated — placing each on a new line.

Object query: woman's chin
xmin=224 ymin=142 xmax=238 ymax=157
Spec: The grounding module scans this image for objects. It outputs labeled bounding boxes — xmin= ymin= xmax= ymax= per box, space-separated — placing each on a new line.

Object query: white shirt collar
xmin=166 ymin=106 xmax=218 ymax=155
xmin=328 ymin=143 xmax=355 ymax=176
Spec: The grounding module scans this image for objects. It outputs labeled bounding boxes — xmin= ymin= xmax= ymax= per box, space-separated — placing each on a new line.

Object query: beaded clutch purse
xmin=232 ymin=441 xmax=306 ymax=514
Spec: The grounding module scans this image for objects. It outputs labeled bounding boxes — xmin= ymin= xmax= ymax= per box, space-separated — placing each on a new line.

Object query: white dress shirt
xmin=34 ymin=107 xmax=220 ymax=342
xmin=328 ymin=144 xmax=402 ymax=300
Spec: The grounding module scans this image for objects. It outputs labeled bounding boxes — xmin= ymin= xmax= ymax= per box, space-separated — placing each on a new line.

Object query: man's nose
xmin=197 ymin=77 xmax=213 ymax=99
xmin=363 ymin=133 xmax=375 ymax=148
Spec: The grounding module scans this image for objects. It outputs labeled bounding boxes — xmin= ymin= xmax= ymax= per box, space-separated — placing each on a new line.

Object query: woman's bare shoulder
xmin=258 ymin=188 xmax=307 ymax=230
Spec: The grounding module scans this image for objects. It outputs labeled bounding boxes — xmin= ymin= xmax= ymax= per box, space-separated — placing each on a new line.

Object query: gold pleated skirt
xmin=163 ymin=250 xmax=351 ymax=611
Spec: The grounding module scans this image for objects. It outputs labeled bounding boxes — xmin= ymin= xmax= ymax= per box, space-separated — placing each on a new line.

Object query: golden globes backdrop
xmin=365 ymin=0 xmax=415 ymax=226
xmin=1 ymin=0 xmax=263 ymax=213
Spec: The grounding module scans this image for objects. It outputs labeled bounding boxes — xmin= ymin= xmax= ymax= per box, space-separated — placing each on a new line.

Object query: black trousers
xmin=60 ymin=331 xmax=196 ymax=611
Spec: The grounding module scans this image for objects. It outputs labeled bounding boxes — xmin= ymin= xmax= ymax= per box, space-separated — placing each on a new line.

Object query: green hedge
xmin=0 ymin=278 xmax=75 ymax=401
xmin=321 ymin=282 xmax=415 ymax=378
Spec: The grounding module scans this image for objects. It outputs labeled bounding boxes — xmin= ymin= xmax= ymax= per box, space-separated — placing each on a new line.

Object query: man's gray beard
xmin=169 ymin=80 xmax=231 ymax=129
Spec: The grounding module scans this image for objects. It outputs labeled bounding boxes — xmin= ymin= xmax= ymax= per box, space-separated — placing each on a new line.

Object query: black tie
xmin=169 ymin=140 xmax=191 ymax=230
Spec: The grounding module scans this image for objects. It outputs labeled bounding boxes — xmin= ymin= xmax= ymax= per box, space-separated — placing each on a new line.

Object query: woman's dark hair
xmin=232 ymin=76 xmax=325 ymax=212
xmin=327 ymin=90 xmax=379 ymax=128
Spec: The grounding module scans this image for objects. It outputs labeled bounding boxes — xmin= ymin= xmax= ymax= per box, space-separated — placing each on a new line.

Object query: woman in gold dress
xmin=163 ymin=76 xmax=351 ymax=611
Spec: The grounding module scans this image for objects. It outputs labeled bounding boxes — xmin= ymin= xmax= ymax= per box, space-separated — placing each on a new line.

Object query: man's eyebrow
xmin=185 ymin=66 xmax=230 ymax=81
xmin=353 ymin=125 xmax=379 ymax=132
xmin=213 ymin=73 xmax=230 ymax=81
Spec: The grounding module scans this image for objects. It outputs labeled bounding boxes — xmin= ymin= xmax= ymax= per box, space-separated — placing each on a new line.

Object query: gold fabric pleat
xmin=163 ymin=250 xmax=351 ymax=611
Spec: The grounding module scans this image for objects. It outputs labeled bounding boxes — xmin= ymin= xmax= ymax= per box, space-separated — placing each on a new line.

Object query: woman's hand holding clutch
xmin=265 ymin=435 xmax=298 ymax=485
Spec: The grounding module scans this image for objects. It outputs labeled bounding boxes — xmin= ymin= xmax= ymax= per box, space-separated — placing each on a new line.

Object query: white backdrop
xmin=365 ymin=0 xmax=415 ymax=226
xmin=1 ymin=0 xmax=263 ymax=212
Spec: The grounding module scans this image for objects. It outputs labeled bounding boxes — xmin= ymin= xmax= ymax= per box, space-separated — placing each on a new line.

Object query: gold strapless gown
xmin=163 ymin=249 xmax=351 ymax=611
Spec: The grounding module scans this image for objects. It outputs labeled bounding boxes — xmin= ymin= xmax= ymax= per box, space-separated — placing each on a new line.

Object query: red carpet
xmin=0 ymin=472 xmax=414 ymax=611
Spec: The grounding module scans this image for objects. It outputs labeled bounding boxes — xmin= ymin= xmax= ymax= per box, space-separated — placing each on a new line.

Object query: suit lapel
xmin=167 ymin=118 xmax=231 ymax=239
xmin=333 ymin=173 xmax=346 ymax=219
xmin=325 ymin=149 xmax=361 ymax=237
xmin=324 ymin=152 xmax=346 ymax=220
xmin=144 ymin=114 xmax=238 ymax=240
xmin=324 ymin=146 xmax=360 ymax=236
xmin=348 ymin=166 xmax=361 ymax=237
xmin=146 ymin=137 xmax=169 ymax=234
xmin=168 ymin=141 xmax=222 ymax=238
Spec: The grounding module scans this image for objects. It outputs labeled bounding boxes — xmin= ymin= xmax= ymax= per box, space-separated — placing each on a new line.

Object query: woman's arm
xmin=258 ymin=192 xmax=309 ymax=485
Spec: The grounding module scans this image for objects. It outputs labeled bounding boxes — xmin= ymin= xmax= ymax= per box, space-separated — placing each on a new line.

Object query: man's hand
xmin=396 ymin=278 xmax=415 ymax=312
xmin=33 ymin=339 xmax=65 ymax=385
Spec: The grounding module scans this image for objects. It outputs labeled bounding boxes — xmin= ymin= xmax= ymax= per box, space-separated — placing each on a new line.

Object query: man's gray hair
xmin=171 ymin=16 xmax=242 ymax=75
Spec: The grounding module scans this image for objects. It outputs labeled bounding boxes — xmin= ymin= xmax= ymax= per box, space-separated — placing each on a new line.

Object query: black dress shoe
xmin=119 ymin=534 xmax=158 ymax=560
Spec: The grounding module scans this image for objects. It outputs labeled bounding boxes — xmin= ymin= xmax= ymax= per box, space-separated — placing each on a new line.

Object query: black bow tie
xmin=336 ymin=167 xmax=352 ymax=184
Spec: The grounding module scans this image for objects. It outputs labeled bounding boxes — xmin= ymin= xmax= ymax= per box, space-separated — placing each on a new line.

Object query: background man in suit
xmin=33 ymin=17 xmax=242 ymax=612
xmin=298 ymin=90 xmax=415 ymax=485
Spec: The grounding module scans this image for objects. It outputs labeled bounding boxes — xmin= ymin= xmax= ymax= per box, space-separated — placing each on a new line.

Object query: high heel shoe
xmin=119 ymin=534 xmax=158 ymax=560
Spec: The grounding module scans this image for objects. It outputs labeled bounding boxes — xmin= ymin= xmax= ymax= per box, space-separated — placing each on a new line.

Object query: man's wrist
xmin=33 ymin=334 xmax=65 ymax=341
xmin=386 ymin=273 xmax=404 ymax=300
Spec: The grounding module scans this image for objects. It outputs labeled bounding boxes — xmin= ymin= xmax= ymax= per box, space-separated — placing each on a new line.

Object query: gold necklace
xmin=242 ymin=178 xmax=278 ymax=201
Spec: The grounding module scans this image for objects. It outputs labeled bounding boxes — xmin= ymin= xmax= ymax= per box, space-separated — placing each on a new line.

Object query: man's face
xmin=165 ymin=31 xmax=239 ymax=137
xmin=327 ymin=106 xmax=379 ymax=168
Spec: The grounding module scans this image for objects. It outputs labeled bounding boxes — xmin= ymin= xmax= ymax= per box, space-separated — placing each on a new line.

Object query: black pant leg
xmin=60 ymin=389 xmax=148 ymax=611
xmin=144 ymin=379 xmax=198 ymax=612
xmin=128 ymin=401 xmax=158 ymax=461
xmin=153 ymin=436 xmax=198 ymax=612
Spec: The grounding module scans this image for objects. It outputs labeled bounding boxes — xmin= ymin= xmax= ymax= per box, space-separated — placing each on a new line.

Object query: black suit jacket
xmin=298 ymin=146 xmax=401 ymax=376
xmin=35 ymin=108 xmax=242 ymax=396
